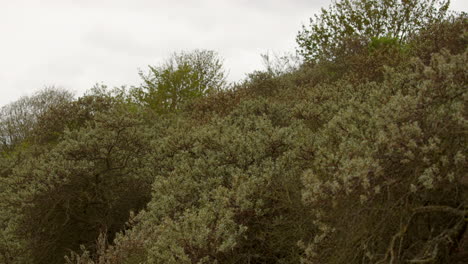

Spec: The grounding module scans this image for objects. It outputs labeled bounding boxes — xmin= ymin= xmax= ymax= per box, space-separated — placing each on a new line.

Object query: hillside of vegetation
xmin=0 ymin=1 xmax=467 ymax=263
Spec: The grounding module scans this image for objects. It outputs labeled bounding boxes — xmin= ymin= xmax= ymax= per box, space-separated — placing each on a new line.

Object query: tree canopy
xmin=296 ymin=0 xmax=450 ymax=62
xmin=133 ymin=49 xmax=227 ymax=113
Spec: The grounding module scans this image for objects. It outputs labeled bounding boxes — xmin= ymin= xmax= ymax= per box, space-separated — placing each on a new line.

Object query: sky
xmin=1 ymin=0 xmax=467 ymax=107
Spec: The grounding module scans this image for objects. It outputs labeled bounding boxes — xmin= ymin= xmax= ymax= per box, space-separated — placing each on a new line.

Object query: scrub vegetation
xmin=0 ymin=0 xmax=466 ymax=263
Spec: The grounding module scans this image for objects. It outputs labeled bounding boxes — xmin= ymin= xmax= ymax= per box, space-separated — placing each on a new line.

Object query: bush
xmin=0 ymin=87 xmax=74 ymax=150
xmin=0 ymin=105 xmax=155 ymax=264
xmin=408 ymin=12 xmax=467 ymax=64
xmin=297 ymin=0 xmax=450 ymax=62
xmin=300 ymin=50 xmax=467 ymax=263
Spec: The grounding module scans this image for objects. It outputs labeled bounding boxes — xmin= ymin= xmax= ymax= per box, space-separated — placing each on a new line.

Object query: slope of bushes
xmin=0 ymin=5 xmax=466 ymax=264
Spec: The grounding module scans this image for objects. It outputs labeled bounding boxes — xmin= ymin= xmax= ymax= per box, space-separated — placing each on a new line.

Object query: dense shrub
xmin=408 ymin=12 xmax=467 ymax=64
xmin=64 ymin=48 xmax=467 ymax=264
xmin=0 ymin=105 xmax=155 ymax=264
xmin=300 ymin=50 xmax=467 ymax=263
xmin=1 ymin=2 xmax=466 ymax=263
xmin=297 ymin=0 xmax=450 ymax=62
xmin=0 ymin=87 xmax=74 ymax=151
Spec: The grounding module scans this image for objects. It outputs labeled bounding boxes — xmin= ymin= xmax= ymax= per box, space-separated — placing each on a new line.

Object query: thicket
xmin=0 ymin=1 xmax=467 ymax=263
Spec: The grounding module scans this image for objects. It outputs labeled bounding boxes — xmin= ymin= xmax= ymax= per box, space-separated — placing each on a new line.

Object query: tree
xmin=0 ymin=105 xmax=154 ymax=264
xmin=296 ymin=0 xmax=450 ymax=62
xmin=0 ymin=87 xmax=74 ymax=150
xmin=133 ymin=49 xmax=227 ymax=113
xmin=30 ymin=85 xmax=136 ymax=145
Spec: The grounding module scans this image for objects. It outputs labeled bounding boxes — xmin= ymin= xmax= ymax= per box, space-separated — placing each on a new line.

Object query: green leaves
xmin=0 ymin=87 xmax=74 ymax=151
xmin=133 ymin=50 xmax=227 ymax=114
xmin=296 ymin=0 xmax=450 ymax=63
xmin=299 ymin=50 xmax=467 ymax=263
xmin=0 ymin=102 xmax=154 ymax=264
xmin=0 ymin=9 xmax=466 ymax=263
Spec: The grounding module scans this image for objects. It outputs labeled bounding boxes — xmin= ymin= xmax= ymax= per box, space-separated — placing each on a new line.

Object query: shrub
xmin=0 ymin=105 xmax=155 ymax=264
xmin=297 ymin=0 xmax=450 ymax=62
xmin=300 ymin=50 xmax=467 ymax=263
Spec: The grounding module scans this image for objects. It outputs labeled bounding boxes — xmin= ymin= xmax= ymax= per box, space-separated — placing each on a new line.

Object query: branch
xmin=406 ymin=218 xmax=466 ymax=263
xmin=413 ymin=205 xmax=467 ymax=218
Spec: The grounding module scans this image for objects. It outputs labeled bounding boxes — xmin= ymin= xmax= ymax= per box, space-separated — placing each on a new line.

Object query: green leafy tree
xmin=296 ymin=0 xmax=450 ymax=62
xmin=134 ymin=50 xmax=227 ymax=113
xmin=0 ymin=87 xmax=74 ymax=151
xmin=30 ymin=85 xmax=136 ymax=145
xmin=0 ymin=101 xmax=155 ymax=264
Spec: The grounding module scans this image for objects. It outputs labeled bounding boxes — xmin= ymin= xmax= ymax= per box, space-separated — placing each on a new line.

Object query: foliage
xmin=296 ymin=0 xmax=450 ymax=62
xmin=260 ymin=51 xmax=302 ymax=77
xmin=408 ymin=12 xmax=467 ymax=64
xmin=1 ymin=3 xmax=467 ymax=264
xmin=65 ymin=51 xmax=467 ymax=264
xmin=28 ymin=85 xmax=135 ymax=146
xmin=299 ymin=49 xmax=467 ymax=263
xmin=0 ymin=87 xmax=74 ymax=151
xmin=0 ymin=99 xmax=155 ymax=264
xmin=133 ymin=50 xmax=227 ymax=113
xmin=65 ymin=99 xmax=317 ymax=263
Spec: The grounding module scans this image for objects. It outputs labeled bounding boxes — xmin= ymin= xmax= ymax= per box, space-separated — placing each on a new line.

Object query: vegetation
xmin=0 ymin=87 xmax=74 ymax=150
xmin=296 ymin=0 xmax=450 ymax=62
xmin=1 ymin=0 xmax=467 ymax=263
xmin=132 ymin=50 xmax=227 ymax=113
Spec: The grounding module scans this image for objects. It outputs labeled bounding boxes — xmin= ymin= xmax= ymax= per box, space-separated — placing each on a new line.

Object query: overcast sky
xmin=1 ymin=0 xmax=467 ymax=107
